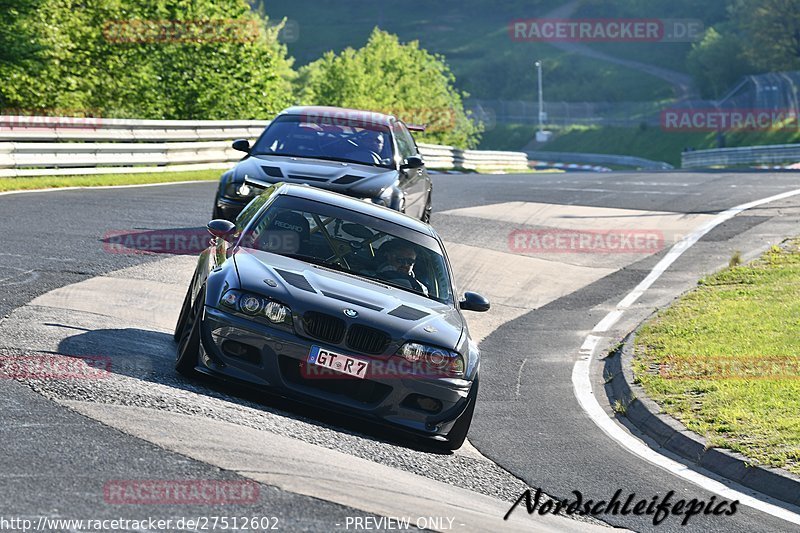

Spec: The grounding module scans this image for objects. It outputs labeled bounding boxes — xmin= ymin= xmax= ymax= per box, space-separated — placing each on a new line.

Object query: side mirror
xmin=400 ymin=155 xmax=424 ymax=170
xmin=459 ymin=292 xmax=490 ymax=312
xmin=207 ymin=219 xmax=236 ymax=241
xmin=232 ymin=139 xmax=251 ymax=153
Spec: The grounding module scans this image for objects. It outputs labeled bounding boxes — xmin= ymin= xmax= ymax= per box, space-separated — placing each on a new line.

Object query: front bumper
xmin=215 ymin=195 xmax=249 ymax=221
xmin=199 ymin=306 xmax=474 ymax=437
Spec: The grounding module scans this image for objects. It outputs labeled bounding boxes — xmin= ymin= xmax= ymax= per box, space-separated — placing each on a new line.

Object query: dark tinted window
xmin=241 ymin=195 xmax=453 ymax=304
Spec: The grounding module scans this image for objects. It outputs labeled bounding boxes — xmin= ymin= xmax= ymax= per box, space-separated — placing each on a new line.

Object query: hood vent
xmin=288 ymin=174 xmax=328 ymax=182
xmin=388 ymin=305 xmax=430 ymax=321
xmin=274 ymin=269 xmax=316 ymax=293
xmin=332 ymin=175 xmax=363 ymax=185
xmin=321 ymin=291 xmax=383 ymax=311
xmin=261 ymin=166 xmax=284 ymax=178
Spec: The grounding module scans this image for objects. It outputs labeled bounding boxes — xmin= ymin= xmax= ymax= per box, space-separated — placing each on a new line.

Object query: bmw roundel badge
xmin=343 ymin=308 xmax=358 ymax=318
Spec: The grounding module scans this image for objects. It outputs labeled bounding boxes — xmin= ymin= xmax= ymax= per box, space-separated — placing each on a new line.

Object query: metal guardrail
xmin=681 ymin=144 xmax=800 ymax=168
xmin=417 ymin=143 xmax=529 ymax=171
xmin=526 ymin=150 xmax=673 ymax=170
xmin=0 ymin=116 xmax=530 ymax=177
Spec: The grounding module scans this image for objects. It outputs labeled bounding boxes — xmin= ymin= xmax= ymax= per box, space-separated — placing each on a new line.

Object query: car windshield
xmin=238 ymin=195 xmax=453 ymax=304
xmin=251 ymin=114 xmax=395 ymax=169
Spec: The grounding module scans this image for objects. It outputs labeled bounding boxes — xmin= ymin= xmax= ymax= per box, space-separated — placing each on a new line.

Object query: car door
xmin=392 ymin=121 xmax=429 ymax=219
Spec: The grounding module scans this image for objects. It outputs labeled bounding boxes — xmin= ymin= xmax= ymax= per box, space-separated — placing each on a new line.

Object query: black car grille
xmin=346 ymin=324 xmax=390 ymax=355
xmin=303 ymin=312 xmax=346 ymax=343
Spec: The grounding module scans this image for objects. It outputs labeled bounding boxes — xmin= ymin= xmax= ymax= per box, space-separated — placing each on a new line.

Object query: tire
xmin=173 ymin=284 xmax=193 ymax=343
xmin=439 ymin=376 xmax=479 ymax=451
xmin=421 ymin=193 xmax=432 ymax=224
xmin=175 ymin=286 xmax=204 ymax=378
xmin=212 ymin=199 xmax=223 ymax=220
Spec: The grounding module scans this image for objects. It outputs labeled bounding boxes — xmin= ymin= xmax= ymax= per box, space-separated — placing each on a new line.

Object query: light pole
xmin=535 ymin=60 xmax=544 ymax=132
xmin=534 ymin=60 xmax=551 ymax=142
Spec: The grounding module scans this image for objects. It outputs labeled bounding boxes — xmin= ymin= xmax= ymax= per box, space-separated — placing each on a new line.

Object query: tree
xmin=298 ymin=28 xmax=482 ymax=148
xmin=687 ymin=26 xmax=754 ymax=99
xmin=0 ymin=0 xmax=295 ymax=119
xmin=733 ymin=0 xmax=800 ymax=71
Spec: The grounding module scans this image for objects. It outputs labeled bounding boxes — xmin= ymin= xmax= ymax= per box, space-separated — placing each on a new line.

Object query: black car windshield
xmin=251 ymin=114 xmax=395 ymax=169
xmin=238 ymin=195 xmax=453 ymax=304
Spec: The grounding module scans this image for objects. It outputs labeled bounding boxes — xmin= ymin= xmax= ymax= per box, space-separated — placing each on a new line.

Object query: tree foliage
xmin=733 ymin=0 xmax=800 ymax=72
xmin=688 ymin=0 xmax=800 ymax=98
xmin=687 ymin=26 xmax=753 ymax=99
xmin=0 ymin=0 xmax=295 ymax=119
xmin=299 ymin=28 xmax=482 ymax=148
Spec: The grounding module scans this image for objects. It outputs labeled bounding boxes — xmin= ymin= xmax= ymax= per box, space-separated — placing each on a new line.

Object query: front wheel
xmin=439 ymin=376 xmax=479 ymax=451
xmin=212 ymin=198 xmax=224 ymax=221
xmin=175 ymin=286 xmax=204 ymax=378
xmin=421 ymin=193 xmax=432 ymax=223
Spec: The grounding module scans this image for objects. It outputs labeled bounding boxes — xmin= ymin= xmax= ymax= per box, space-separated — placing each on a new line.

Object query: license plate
xmin=307 ymin=346 xmax=369 ymax=379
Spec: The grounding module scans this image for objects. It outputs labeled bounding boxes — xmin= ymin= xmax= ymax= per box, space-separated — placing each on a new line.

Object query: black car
xmin=213 ymin=106 xmax=433 ymax=223
xmin=176 ymin=182 xmax=489 ymax=450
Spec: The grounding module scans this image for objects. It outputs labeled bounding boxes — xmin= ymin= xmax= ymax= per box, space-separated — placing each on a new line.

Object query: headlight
xmin=397 ymin=342 xmax=464 ymax=378
xmin=219 ymin=289 xmax=292 ymax=326
xmin=224 ymin=181 xmax=256 ymax=199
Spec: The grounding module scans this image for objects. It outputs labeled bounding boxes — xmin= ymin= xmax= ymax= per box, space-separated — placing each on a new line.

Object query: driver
xmin=376 ymin=239 xmax=428 ymax=296
xmin=347 ymin=131 xmax=387 ymax=165
xmin=364 ymin=131 xmax=385 ymax=158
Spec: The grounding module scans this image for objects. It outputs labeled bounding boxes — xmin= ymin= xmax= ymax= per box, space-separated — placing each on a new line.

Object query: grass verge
xmin=0 ymin=169 xmax=222 ymax=193
xmin=634 ymin=240 xmax=800 ymax=474
xmin=538 ymin=125 xmax=800 ymax=167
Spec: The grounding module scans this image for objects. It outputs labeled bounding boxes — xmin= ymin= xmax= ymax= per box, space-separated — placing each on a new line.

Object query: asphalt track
xmin=2 ymin=171 xmax=800 ymax=532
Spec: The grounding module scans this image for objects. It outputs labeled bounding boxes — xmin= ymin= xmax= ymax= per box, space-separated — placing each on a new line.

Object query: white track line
xmin=573 ymin=187 xmax=800 ymax=525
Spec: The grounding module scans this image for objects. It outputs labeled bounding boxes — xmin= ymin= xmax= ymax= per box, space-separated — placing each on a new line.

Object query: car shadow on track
xmin=56 ymin=327 xmax=453 ymax=455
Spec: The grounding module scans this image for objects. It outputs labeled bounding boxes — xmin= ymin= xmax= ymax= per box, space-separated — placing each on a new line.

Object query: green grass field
xmin=532 ymin=125 xmax=800 ymax=167
xmin=634 ymin=241 xmax=800 ymax=474
xmin=0 ymin=169 xmax=222 ymax=192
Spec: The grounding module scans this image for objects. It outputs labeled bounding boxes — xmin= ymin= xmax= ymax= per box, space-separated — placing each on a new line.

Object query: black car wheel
xmin=212 ymin=198 xmax=224 ymax=220
xmin=175 ymin=286 xmax=204 ymax=377
xmin=173 ymin=283 xmax=193 ymax=343
xmin=440 ymin=376 xmax=479 ymax=451
xmin=421 ymin=193 xmax=433 ymax=224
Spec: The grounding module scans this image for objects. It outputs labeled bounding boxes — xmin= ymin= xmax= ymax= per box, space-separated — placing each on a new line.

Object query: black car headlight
xmin=224 ymin=182 xmax=256 ymax=200
xmin=397 ymin=342 xmax=464 ymax=378
xmin=219 ymin=289 xmax=292 ymax=328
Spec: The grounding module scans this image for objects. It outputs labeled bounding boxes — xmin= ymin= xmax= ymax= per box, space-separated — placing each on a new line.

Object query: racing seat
xmin=256 ymin=210 xmax=311 ymax=255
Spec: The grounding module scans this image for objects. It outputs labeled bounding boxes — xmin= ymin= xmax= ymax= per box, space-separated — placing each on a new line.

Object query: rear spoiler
xmin=406 ymin=124 xmax=427 ymax=132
